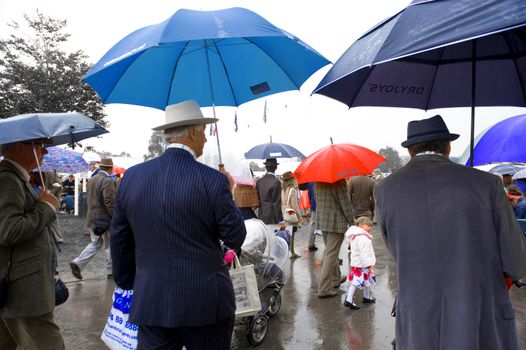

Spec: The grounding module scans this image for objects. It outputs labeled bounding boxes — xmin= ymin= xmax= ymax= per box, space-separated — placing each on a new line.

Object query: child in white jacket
xmin=344 ymin=216 xmax=376 ymax=310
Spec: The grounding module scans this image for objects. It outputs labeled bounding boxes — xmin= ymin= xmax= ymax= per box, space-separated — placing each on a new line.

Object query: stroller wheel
xmin=247 ymin=313 xmax=268 ymax=346
xmin=267 ymin=290 xmax=282 ymax=317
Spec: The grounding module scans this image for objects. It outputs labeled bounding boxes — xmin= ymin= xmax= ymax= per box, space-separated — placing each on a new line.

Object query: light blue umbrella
xmin=39 ymin=147 xmax=90 ymax=173
xmin=0 ymin=112 xmax=108 ymax=147
xmin=83 ymin=7 xmax=329 ymax=163
xmin=83 ymin=7 xmax=329 ymax=109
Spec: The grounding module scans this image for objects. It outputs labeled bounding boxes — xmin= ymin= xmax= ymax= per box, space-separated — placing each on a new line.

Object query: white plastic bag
xmin=101 ymin=287 xmax=138 ymax=350
xmin=230 ymin=256 xmax=261 ymax=318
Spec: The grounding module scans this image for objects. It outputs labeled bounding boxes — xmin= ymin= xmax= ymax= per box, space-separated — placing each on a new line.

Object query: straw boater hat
xmin=152 ymin=100 xmax=218 ymax=131
xmin=401 ymin=115 xmax=459 ymax=148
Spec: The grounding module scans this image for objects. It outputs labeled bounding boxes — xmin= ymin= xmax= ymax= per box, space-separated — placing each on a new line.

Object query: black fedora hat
xmin=263 ymin=158 xmax=279 ymax=166
xmin=401 ymin=115 xmax=459 ymax=148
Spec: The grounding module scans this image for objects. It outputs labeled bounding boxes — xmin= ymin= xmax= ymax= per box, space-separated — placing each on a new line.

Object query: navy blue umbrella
xmin=245 ymin=142 xmax=305 ymax=160
xmin=313 ymin=0 xmax=526 ymax=166
xmin=0 ymin=112 xmax=108 ymax=147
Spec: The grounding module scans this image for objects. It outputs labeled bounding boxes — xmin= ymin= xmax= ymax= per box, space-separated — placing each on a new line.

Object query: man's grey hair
xmin=163 ymin=124 xmax=206 ymax=144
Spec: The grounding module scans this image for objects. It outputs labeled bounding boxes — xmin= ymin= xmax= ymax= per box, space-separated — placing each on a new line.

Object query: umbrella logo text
xmin=369 ymin=84 xmax=425 ymax=95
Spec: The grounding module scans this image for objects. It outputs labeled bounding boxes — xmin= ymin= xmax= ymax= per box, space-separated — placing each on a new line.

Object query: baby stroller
xmin=237 ymin=219 xmax=289 ymax=346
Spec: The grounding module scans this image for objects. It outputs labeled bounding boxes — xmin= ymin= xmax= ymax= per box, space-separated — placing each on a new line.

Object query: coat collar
xmin=409 ymin=153 xmax=451 ymax=164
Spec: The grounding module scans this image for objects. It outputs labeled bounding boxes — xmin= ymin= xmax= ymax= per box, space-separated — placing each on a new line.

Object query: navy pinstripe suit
xmin=111 ymin=148 xmax=246 ymax=346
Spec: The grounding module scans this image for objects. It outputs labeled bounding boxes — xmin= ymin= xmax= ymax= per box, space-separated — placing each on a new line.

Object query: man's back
xmin=256 ymin=173 xmax=282 ymax=224
xmin=348 ymin=175 xmax=375 ymax=218
xmin=112 ymin=148 xmax=246 ymax=328
xmin=375 ymin=154 xmax=526 ymax=350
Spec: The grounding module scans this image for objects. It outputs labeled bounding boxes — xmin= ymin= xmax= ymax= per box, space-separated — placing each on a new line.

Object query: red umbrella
xmin=112 ymin=166 xmax=126 ymax=175
xmin=292 ymin=140 xmax=385 ymax=184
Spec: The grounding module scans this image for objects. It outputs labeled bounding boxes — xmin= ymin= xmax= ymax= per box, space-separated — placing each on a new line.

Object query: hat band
xmin=408 ymin=129 xmax=450 ymax=139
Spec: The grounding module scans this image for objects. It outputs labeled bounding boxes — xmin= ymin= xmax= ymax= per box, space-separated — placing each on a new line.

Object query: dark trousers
xmin=138 ymin=317 xmax=235 ymax=350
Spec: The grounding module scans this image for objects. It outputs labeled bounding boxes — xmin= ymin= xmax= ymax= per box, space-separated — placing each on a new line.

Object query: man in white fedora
xmin=111 ymin=100 xmax=247 ymax=350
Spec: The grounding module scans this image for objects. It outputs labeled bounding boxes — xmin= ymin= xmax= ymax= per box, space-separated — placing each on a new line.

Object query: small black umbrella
xmin=314 ymin=0 xmax=526 ymax=166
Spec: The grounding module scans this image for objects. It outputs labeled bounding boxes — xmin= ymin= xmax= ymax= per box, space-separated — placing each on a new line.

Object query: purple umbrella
xmin=39 ymin=147 xmax=90 ymax=173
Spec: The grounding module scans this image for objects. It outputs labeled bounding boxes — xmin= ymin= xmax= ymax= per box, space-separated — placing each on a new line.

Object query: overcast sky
xmin=1 ymin=0 xmax=524 ymax=164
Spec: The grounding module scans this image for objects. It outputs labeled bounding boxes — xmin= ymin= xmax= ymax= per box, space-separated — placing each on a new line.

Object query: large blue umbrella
xmin=40 ymin=147 xmax=90 ymax=173
xmin=0 ymin=112 xmax=108 ymax=147
xmin=245 ymin=141 xmax=305 ymax=160
xmin=83 ymin=7 xmax=329 ymax=163
xmin=83 ymin=7 xmax=329 ymax=109
xmin=313 ymin=0 xmax=526 ymax=166
xmin=458 ymin=114 xmax=526 ymax=166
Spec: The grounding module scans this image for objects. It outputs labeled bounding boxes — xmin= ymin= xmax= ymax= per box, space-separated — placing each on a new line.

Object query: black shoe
xmin=107 ymin=274 xmax=114 ymax=279
xmin=363 ymin=296 xmax=376 ymax=304
xmin=343 ymin=300 xmax=360 ymax=309
xmin=308 ymin=246 xmax=318 ymax=251
xmin=69 ymin=262 xmax=82 ymax=280
xmin=513 ymin=280 xmax=526 ymax=288
xmin=339 ymin=258 xmax=343 ymax=266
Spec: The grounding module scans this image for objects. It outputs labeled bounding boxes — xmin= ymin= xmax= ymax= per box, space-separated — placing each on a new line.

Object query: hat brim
xmin=401 ymin=133 xmax=459 ymax=148
xmin=152 ymin=117 xmax=219 ymax=131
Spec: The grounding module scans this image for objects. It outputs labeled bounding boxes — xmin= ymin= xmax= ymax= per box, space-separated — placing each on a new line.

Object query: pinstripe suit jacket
xmin=314 ymin=180 xmax=355 ymax=233
xmin=111 ymin=148 xmax=247 ymax=328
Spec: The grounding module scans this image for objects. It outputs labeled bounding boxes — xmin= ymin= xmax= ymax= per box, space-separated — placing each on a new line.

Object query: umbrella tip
xmin=330 ymin=137 xmax=333 ymax=145
xmin=270 ymin=135 xmax=272 ymax=143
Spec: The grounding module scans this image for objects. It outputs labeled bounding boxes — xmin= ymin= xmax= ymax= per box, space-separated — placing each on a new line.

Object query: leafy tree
xmin=144 ymin=131 xmax=165 ymax=160
xmin=0 ymin=11 xmax=106 ymax=125
xmin=377 ymin=146 xmax=404 ymax=172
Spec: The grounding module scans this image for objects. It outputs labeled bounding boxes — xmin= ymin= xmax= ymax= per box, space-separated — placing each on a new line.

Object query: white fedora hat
xmin=152 ymin=100 xmax=218 ymax=131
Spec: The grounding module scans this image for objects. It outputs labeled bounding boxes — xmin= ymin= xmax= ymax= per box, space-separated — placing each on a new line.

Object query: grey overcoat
xmin=0 ymin=160 xmax=57 ymax=318
xmin=374 ymin=154 xmax=526 ymax=350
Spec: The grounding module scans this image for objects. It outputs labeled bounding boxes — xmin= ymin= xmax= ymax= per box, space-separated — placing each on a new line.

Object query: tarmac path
xmin=54 ymin=214 xmax=526 ymax=349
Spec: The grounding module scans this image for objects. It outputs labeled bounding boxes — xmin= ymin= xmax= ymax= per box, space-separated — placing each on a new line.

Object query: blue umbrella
xmin=39 ymin=147 xmax=90 ymax=173
xmin=459 ymin=114 xmax=526 ymax=166
xmin=0 ymin=112 xmax=108 ymax=147
xmin=83 ymin=7 xmax=329 ymax=109
xmin=83 ymin=7 xmax=329 ymax=163
xmin=313 ymin=0 xmax=526 ymax=166
xmin=245 ymin=141 xmax=305 ymax=160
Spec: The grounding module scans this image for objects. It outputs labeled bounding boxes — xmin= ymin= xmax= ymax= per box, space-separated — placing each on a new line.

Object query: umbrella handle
xmin=32 ymin=144 xmax=47 ymax=191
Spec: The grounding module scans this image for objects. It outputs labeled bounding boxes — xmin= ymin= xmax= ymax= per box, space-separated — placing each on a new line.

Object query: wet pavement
xmin=54 ymin=214 xmax=526 ymax=349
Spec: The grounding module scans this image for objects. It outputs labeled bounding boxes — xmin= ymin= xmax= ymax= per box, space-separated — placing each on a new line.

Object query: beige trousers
xmin=0 ymin=312 xmax=65 ymax=350
xmin=318 ymin=231 xmax=344 ymax=294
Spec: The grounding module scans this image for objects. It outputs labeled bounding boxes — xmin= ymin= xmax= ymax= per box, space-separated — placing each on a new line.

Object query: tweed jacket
xmin=314 ymin=180 xmax=354 ymax=234
xmin=256 ymin=173 xmax=283 ymax=224
xmin=86 ymin=171 xmax=115 ymax=230
xmin=375 ymin=154 xmax=526 ymax=350
xmin=111 ymin=148 xmax=247 ymax=328
xmin=0 ymin=160 xmax=57 ymax=318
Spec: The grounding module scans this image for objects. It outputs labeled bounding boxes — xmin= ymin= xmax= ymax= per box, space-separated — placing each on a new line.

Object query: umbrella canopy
xmin=0 ymin=112 xmax=108 ymax=147
xmin=313 ymin=0 xmax=526 ymax=166
xmin=245 ymin=142 xmax=305 ymax=160
xmin=292 ymin=142 xmax=385 ymax=184
xmin=513 ymin=168 xmax=526 ymax=181
xmin=83 ymin=7 xmax=330 ymax=109
xmin=112 ymin=166 xmax=126 ymax=175
xmin=39 ymin=147 xmax=90 ymax=173
xmin=457 ymin=114 xmax=526 ymax=166
xmin=488 ymin=164 xmax=522 ymax=176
